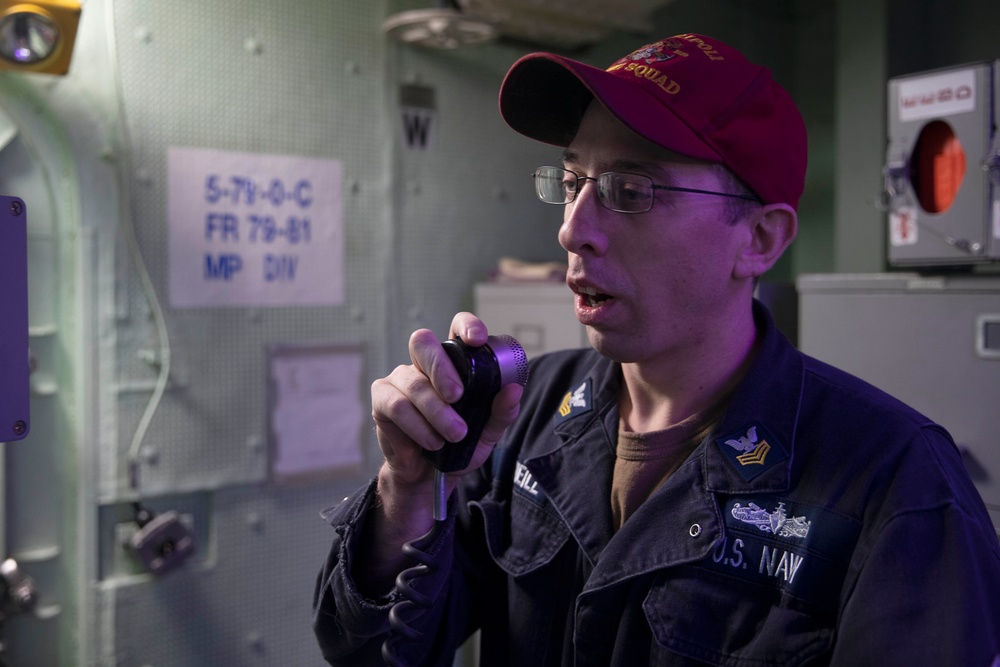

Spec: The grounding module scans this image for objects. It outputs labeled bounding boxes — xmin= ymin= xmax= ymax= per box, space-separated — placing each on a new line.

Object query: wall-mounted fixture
xmin=883 ymin=61 xmax=1000 ymax=266
xmin=385 ymin=1 xmax=677 ymax=52
xmin=383 ymin=1 xmax=496 ymax=50
xmin=0 ymin=0 xmax=81 ymax=75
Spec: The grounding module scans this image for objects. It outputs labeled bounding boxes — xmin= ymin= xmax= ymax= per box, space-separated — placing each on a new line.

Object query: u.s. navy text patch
xmin=702 ymin=496 xmax=861 ymax=610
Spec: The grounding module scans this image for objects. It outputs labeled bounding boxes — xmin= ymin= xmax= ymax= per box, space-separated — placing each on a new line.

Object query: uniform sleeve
xmin=311 ymin=477 xmax=476 ymax=667
xmin=831 ymin=438 xmax=1000 ymax=665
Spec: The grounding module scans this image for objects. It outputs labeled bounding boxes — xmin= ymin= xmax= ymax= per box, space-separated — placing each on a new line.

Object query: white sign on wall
xmin=268 ymin=344 xmax=364 ymax=481
xmin=897 ymin=68 xmax=977 ymax=123
xmin=167 ymin=147 xmax=344 ymax=307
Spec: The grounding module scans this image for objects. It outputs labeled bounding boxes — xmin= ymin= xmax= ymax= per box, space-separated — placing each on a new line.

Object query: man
xmin=314 ymin=33 xmax=1000 ymax=666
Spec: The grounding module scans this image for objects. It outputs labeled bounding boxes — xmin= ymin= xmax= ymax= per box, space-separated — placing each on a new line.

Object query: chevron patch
xmin=715 ymin=422 xmax=788 ymax=481
xmin=554 ymin=379 xmax=591 ymax=425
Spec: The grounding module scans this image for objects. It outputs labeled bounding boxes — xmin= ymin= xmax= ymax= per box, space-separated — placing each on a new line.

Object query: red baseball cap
xmin=499 ymin=34 xmax=807 ymax=209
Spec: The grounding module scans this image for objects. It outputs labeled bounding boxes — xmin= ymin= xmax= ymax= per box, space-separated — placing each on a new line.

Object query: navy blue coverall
xmin=314 ymin=302 xmax=1000 ymax=666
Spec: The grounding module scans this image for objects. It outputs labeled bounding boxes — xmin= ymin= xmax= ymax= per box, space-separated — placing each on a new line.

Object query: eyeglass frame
xmin=533 ymin=166 xmax=761 ymax=214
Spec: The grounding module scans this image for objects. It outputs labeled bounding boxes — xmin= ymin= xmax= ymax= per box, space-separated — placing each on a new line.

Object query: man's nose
xmin=558 ymin=179 xmax=609 ymax=256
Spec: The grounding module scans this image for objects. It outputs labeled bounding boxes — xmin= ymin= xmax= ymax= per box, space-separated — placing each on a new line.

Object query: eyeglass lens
xmin=534 ymin=167 xmax=653 ymax=213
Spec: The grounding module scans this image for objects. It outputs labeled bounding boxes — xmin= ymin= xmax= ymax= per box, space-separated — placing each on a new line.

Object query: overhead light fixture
xmin=383 ymin=2 xmax=496 ymax=50
xmin=0 ymin=0 xmax=81 ymax=75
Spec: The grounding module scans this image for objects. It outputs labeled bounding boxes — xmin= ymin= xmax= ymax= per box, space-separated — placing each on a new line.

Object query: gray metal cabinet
xmin=798 ymin=273 xmax=1000 ymax=532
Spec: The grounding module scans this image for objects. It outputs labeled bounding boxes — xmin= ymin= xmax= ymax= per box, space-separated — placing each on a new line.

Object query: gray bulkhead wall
xmin=97 ymin=1 xmax=558 ymax=665
xmin=97 ymin=2 xmax=389 ymax=665
xmin=0 ymin=0 xmax=560 ymax=665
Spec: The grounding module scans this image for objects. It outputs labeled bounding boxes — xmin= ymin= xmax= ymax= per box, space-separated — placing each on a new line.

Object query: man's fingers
xmin=372 ymin=358 xmax=470 ymax=446
xmin=408 ymin=328 xmax=464 ymax=404
xmin=480 ymin=382 xmax=524 ymax=447
xmin=448 ymin=312 xmax=488 ymax=346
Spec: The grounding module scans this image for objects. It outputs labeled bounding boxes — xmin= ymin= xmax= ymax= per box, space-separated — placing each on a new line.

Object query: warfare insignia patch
xmin=555 ymin=379 xmax=591 ymax=425
xmin=715 ymin=422 xmax=788 ymax=481
xmin=731 ymin=501 xmax=811 ymax=539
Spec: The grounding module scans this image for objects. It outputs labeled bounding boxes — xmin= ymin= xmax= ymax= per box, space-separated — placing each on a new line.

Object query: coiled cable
xmin=381 ymin=470 xmax=448 ymax=667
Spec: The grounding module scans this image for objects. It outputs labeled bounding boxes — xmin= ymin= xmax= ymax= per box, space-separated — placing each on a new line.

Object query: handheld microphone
xmin=422 ymin=334 xmax=529 ymax=473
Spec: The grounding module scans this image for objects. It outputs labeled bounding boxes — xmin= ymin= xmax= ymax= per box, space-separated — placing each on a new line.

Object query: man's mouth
xmin=579 ymin=285 xmax=612 ymax=307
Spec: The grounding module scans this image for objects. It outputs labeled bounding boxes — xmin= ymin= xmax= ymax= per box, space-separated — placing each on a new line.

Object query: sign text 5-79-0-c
xmin=204 ymin=174 xmax=314 ymax=209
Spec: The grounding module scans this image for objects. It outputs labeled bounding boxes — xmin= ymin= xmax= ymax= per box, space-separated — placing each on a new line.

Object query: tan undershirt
xmin=611 ymin=404 xmax=729 ymax=531
xmin=610 ymin=335 xmax=760 ymax=531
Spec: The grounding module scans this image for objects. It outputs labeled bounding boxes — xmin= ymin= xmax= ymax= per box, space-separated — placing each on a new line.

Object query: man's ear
xmin=733 ymin=204 xmax=798 ymax=279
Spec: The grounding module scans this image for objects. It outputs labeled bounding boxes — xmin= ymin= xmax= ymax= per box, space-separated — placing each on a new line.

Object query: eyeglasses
xmin=533 ymin=166 xmax=760 ymax=214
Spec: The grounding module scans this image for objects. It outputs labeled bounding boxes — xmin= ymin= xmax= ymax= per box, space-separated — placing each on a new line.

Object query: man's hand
xmin=356 ymin=313 xmax=523 ymax=594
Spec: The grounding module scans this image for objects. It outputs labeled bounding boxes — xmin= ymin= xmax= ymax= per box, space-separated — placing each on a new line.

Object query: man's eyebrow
xmin=612 ymin=159 xmax=672 ymax=178
xmin=561 ymin=151 xmax=676 ymax=181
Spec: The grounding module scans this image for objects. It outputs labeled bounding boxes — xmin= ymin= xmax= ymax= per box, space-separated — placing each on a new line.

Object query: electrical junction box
xmin=884 ymin=60 xmax=1000 ymax=267
xmin=0 ymin=195 xmax=29 ymax=442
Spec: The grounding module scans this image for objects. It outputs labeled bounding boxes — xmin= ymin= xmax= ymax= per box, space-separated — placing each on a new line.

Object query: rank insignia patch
xmin=715 ymin=422 xmax=788 ymax=481
xmin=555 ymin=379 xmax=591 ymax=425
